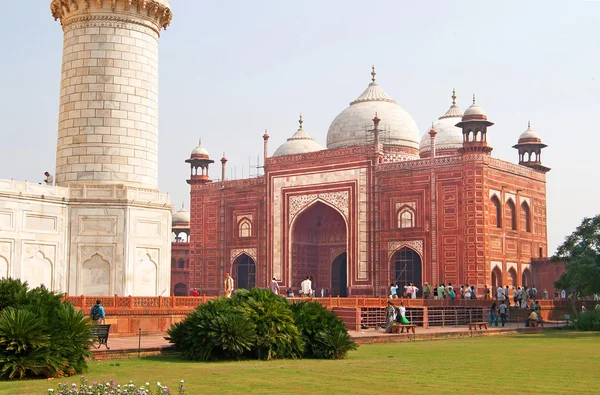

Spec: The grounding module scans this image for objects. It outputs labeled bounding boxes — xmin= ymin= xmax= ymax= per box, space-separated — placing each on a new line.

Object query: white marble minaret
xmin=45 ymin=0 xmax=174 ymax=296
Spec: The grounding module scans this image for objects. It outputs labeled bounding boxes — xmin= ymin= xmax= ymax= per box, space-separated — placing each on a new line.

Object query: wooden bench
xmin=468 ymin=322 xmax=488 ymax=330
xmin=90 ymin=324 xmax=111 ymax=349
xmin=529 ymin=320 xmax=544 ymax=328
xmin=391 ymin=324 xmax=416 ymax=334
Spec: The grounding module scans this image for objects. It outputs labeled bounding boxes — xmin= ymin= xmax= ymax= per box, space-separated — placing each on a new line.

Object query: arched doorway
xmin=508 ymin=267 xmax=517 ymax=288
xmin=291 ymin=201 xmax=347 ymax=295
xmin=173 ymin=282 xmax=188 ymax=296
xmin=390 ymin=247 xmax=422 ymax=297
xmin=232 ymin=253 xmax=256 ymax=290
xmin=522 ymin=269 xmax=532 ymax=287
xmin=331 ymin=253 xmax=347 ymax=297
xmin=491 ymin=266 xmax=502 ymax=291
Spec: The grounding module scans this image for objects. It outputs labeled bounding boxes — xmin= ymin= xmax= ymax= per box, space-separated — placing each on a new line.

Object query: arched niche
xmin=0 ymin=256 xmax=8 ymax=279
xmin=133 ymin=254 xmax=157 ymax=296
xmin=23 ymin=251 xmax=52 ymax=290
xmin=81 ymin=253 xmax=110 ymax=296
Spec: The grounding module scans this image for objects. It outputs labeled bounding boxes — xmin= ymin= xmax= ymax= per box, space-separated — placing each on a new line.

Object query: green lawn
xmin=2 ymin=331 xmax=599 ymax=395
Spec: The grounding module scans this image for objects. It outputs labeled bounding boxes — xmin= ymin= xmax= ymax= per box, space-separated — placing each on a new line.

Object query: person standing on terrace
xmin=224 ymin=272 xmax=234 ymax=298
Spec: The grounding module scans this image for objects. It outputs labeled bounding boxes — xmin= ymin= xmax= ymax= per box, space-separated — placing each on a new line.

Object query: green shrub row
xmin=166 ymin=288 xmax=357 ymax=361
xmin=0 ymin=278 xmax=93 ymax=380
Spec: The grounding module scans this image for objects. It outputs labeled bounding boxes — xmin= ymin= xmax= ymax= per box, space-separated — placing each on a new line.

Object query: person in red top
xmin=191 ymin=288 xmax=199 ymax=297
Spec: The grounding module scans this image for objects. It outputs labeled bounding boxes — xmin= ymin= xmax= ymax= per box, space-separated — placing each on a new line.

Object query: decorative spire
xmin=181 ymin=201 xmax=184 ymax=210
xmin=298 ymin=113 xmax=303 ymax=129
xmin=371 ymin=65 xmax=376 ymax=83
xmin=198 ymin=138 xmax=202 ymax=146
xmin=372 ymin=112 xmax=381 ymax=128
xmin=452 ymin=89 xmax=457 ymax=105
xmin=528 ymin=120 xmax=531 ymax=129
xmin=472 ymin=94 xmax=476 ymax=104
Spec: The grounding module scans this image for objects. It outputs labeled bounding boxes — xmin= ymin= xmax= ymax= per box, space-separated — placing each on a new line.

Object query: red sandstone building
xmin=171 ymin=69 xmax=551 ymax=297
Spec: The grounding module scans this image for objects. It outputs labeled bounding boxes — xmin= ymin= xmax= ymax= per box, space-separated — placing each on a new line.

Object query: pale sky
xmin=1 ymin=1 xmax=599 ymax=254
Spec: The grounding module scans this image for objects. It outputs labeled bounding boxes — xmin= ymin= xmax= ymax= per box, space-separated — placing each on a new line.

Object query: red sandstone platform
xmin=91 ymin=323 xmax=564 ymax=360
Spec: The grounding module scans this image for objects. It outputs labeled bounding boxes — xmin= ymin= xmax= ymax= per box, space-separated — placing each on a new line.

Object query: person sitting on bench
xmin=396 ymin=301 xmax=409 ymax=325
xmin=525 ymin=310 xmax=539 ymax=327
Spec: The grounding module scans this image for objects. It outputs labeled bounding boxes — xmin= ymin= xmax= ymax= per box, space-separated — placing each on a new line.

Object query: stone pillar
xmin=51 ymin=0 xmax=172 ymax=190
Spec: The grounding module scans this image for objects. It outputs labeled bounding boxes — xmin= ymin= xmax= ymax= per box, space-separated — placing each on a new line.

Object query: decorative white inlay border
xmin=288 ymin=191 xmax=349 ymax=224
xmin=231 ymin=248 xmax=258 ymax=263
xmin=388 ymin=240 xmax=423 ymax=258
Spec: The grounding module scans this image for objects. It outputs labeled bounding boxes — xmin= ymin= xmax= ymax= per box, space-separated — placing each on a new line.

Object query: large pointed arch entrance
xmin=390 ymin=247 xmax=422 ymax=297
xmin=291 ymin=201 xmax=347 ymax=296
xmin=232 ymin=253 xmax=256 ymax=290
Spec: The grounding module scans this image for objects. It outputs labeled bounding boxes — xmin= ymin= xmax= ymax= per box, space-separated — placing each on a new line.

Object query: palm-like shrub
xmin=0 ymin=279 xmax=93 ymax=379
xmin=291 ymin=301 xmax=357 ymax=359
xmin=232 ymin=288 xmax=304 ymax=360
xmin=167 ymin=298 xmax=257 ymax=361
xmin=168 ymin=289 xmax=356 ymax=362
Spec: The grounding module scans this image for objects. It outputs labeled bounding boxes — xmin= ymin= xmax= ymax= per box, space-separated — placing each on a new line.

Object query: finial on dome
xmin=372 ymin=112 xmax=381 ymax=128
xmin=181 ymin=201 xmax=184 ymax=209
xmin=452 ymin=89 xmax=457 ymax=105
xmin=371 ymin=65 xmax=376 ymax=83
xmin=472 ymin=94 xmax=476 ymax=104
xmin=198 ymin=138 xmax=202 ymax=146
xmin=299 ymin=113 xmax=303 ymax=129
xmin=528 ymin=120 xmax=531 ymax=129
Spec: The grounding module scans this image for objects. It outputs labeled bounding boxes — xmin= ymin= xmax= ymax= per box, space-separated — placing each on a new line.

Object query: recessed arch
xmin=491 ymin=266 xmax=502 ymax=290
xmin=238 ymin=217 xmax=252 ymax=238
xmin=173 ymin=282 xmax=188 ymax=296
xmin=389 ymin=247 xmax=422 ymax=297
xmin=0 ymin=256 xmax=8 ymax=279
xmin=520 ymin=201 xmax=531 ymax=232
xmin=505 ymin=198 xmax=517 ymax=230
xmin=290 ymin=200 xmax=347 ymax=294
xmin=396 ymin=205 xmax=415 ymax=229
xmin=232 ymin=253 xmax=256 ymax=290
xmin=490 ymin=195 xmax=502 ymax=228
xmin=133 ymin=254 xmax=157 ymax=296
xmin=507 ymin=267 xmax=517 ymax=287
xmin=522 ymin=268 xmax=532 ymax=287
xmin=23 ymin=251 xmax=52 ymax=290
xmin=81 ymin=253 xmax=110 ymax=296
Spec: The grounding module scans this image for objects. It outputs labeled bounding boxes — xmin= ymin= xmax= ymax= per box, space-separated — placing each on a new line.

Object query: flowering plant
xmin=47 ymin=376 xmax=187 ymax=395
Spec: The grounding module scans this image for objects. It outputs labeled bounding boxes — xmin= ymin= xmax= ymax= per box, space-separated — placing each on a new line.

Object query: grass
xmin=2 ymin=331 xmax=599 ymax=395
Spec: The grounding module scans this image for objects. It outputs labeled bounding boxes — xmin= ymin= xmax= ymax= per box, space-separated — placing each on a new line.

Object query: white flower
xmin=157 ymin=382 xmax=161 ymax=386
xmin=180 ymin=380 xmax=184 ymax=383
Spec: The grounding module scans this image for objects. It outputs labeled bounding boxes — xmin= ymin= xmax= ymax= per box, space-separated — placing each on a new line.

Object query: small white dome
xmin=326 ymin=67 xmax=420 ymax=151
xmin=172 ymin=206 xmax=190 ymax=226
xmin=420 ymin=91 xmax=464 ymax=156
xmin=463 ymin=95 xmax=487 ymax=118
xmin=519 ymin=122 xmax=541 ymax=141
xmin=273 ymin=115 xmax=324 ymax=157
xmin=190 ymin=140 xmax=210 ymax=159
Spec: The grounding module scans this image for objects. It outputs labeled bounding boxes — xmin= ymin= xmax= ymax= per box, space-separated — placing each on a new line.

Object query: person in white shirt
xmin=300 ymin=276 xmax=312 ymax=297
xmin=390 ymin=283 xmax=398 ymax=298
xmin=44 ymin=172 xmax=53 ymax=185
xmin=411 ymin=284 xmax=419 ymax=299
xmin=497 ymin=286 xmax=504 ymax=300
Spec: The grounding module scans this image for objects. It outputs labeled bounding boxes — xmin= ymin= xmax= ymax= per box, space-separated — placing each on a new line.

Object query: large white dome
xmin=420 ymin=90 xmax=464 ymax=156
xmin=327 ymin=68 xmax=419 ymax=150
xmin=273 ymin=115 xmax=324 ymax=157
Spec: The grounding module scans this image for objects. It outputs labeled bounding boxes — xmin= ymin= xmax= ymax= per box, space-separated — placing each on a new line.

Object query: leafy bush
xmin=577 ymin=309 xmax=600 ymax=331
xmin=0 ymin=279 xmax=93 ymax=379
xmin=167 ymin=288 xmax=355 ymax=361
xmin=291 ymin=301 xmax=357 ymax=359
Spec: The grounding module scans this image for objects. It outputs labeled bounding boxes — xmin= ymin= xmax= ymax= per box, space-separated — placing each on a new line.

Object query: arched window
xmin=178 ymin=258 xmax=185 ymax=269
xmin=239 ymin=218 xmax=252 ymax=238
xmin=490 ymin=195 xmax=501 ymax=228
xmin=397 ymin=208 xmax=415 ymax=229
xmin=520 ymin=202 xmax=531 ymax=232
xmin=505 ymin=199 xmax=516 ymax=230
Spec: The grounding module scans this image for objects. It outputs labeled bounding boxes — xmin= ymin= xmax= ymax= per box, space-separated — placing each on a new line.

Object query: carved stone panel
xmin=289 ymin=191 xmax=349 ymax=224
xmin=231 ymin=248 xmax=258 ymax=263
xmin=387 ymin=240 xmax=423 ymax=259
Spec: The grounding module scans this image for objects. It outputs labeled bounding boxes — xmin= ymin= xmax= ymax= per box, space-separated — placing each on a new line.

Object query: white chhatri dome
xmin=273 ymin=114 xmax=324 ymax=157
xmin=172 ymin=205 xmax=190 ymax=226
xmin=519 ymin=121 xmax=541 ymax=141
xmin=190 ymin=139 xmax=210 ymax=159
xmin=420 ymin=90 xmax=464 ymax=156
xmin=327 ymin=67 xmax=420 ymax=150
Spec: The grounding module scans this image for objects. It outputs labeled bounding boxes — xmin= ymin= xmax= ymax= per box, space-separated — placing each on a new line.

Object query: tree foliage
xmin=0 ymin=278 xmax=93 ymax=380
xmin=553 ymin=215 xmax=600 ymax=317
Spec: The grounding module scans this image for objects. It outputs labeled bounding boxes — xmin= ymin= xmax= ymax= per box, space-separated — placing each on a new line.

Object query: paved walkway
xmin=94 ymin=322 xmax=559 ymax=354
